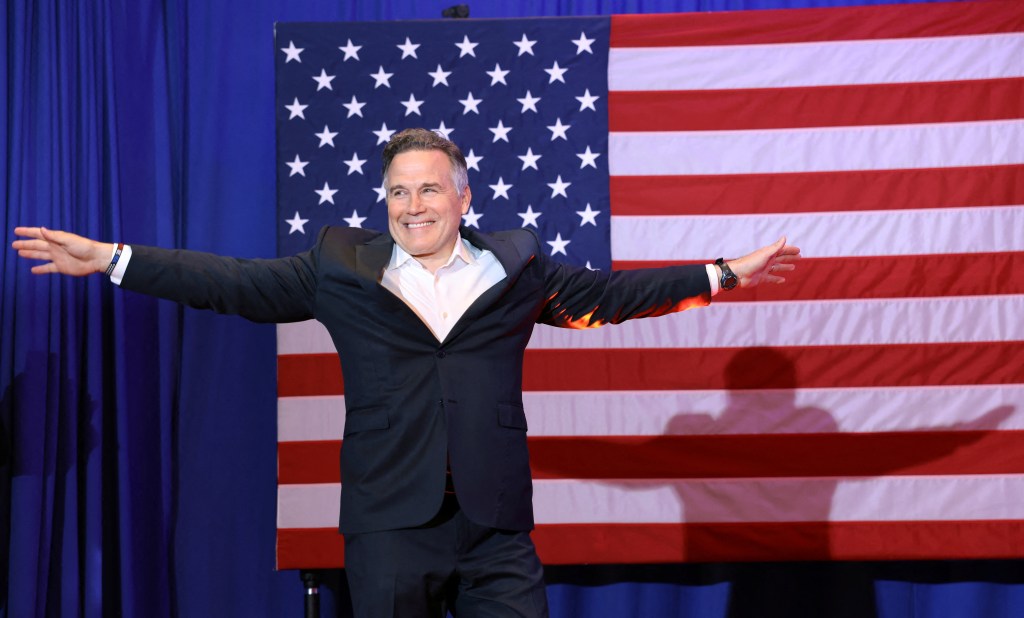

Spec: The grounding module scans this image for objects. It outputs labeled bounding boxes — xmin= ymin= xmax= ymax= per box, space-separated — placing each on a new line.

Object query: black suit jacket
xmin=121 ymin=226 xmax=711 ymax=533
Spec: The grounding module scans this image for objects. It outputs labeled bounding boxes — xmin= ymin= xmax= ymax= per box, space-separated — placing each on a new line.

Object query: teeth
xmin=407 ymin=222 xmax=433 ymax=229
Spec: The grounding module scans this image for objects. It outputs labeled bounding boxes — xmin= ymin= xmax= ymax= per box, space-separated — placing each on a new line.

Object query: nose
xmin=407 ymin=192 xmax=426 ymax=214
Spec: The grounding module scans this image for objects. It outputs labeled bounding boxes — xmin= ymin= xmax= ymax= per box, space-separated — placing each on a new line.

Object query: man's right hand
xmin=11 ymin=227 xmax=115 ymax=276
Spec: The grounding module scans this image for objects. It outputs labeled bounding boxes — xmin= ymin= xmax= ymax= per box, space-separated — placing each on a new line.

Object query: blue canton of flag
xmin=274 ymin=17 xmax=611 ymax=269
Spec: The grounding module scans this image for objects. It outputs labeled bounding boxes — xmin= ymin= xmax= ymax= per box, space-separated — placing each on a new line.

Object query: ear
xmin=461 ymin=185 xmax=472 ymax=215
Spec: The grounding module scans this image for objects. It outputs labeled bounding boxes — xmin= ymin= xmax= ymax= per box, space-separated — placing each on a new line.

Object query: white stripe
xmin=277 ymin=294 xmax=1024 ymax=357
xmin=278 ymin=385 xmax=1024 ymax=440
xmin=608 ymin=120 xmax=1024 ymax=175
xmin=277 ymin=475 xmax=1024 ymax=528
xmin=533 ymin=476 xmax=1024 ymax=524
xmin=278 ymin=320 xmax=333 ymax=354
xmin=529 ymin=294 xmax=1024 ymax=349
xmin=277 ymin=483 xmax=339 ymax=528
xmin=277 ymin=320 xmax=332 ymax=354
xmin=611 ymin=205 xmax=1024 ymax=260
xmin=609 ymin=33 xmax=1024 ymax=91
xmin=278 ymin=396 xmax=346 ymax=442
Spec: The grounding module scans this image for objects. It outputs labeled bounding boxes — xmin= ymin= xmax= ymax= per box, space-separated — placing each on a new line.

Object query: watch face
xmin=722 ymin=274 xmax=738 ymax=290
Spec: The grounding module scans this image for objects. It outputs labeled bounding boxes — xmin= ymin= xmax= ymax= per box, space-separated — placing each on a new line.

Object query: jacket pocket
xmin=343 ymin=406 xmax=390 ymax=436
xmin=497 ymin=403 xmax=528 ymax=431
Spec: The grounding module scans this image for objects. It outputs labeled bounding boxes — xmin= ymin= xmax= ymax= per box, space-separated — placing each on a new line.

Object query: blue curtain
xmin=5 ymin=0 xmax=1020 ymax=617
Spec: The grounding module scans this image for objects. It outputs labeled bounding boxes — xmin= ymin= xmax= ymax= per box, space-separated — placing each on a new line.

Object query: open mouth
xmin=406 ymin=221 xmax=434 ymax=229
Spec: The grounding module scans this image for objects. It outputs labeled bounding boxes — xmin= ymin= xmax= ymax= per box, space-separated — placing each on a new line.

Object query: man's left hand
xmin=725 ymin=237 xmax=801 ymax=288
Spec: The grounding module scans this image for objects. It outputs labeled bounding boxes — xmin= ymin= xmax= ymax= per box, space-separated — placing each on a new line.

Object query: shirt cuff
xmin=706 ymin=263 xmax=720 ymax=297
xmin=108 ymin=244 xmax=133 ymax=286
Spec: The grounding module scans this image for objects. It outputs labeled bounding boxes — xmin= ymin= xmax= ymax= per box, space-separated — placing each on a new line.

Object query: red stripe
xmin=278 ymin=353 xmax=343 ymax=396
xmin=279 ymin=440 xmax=342 ymax=484
xmin=278 ymin=342 xmax=1024 ymax=397
xmin=532 ymin=520 xmax=1024 ymax=563
xmin=277 ymin=528 xmax=346 ymax=569
xmin=277 ymin=520 xmax=1024 ymax=567
xmin=609 ymin=164 xmax=1024 ymax=216
xmin=278 ymin=429 xmax=1024 ymax=485
xmin=523 ymin=343 xmax=1024 ymax=391
xmin=529 ymin=430 xmax=1024 ymax=480
xmin=609 ymin=78 xmax=1024 ymax=131
xmin=610 ymin=1 xmax=1024 ymax=47
xmin=613 ymin=252 xmax=1024 ymax=301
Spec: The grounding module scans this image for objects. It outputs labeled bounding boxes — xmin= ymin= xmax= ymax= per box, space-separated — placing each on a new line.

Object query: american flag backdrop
xmin=272 ymin=1 xmax=1024 ymax=569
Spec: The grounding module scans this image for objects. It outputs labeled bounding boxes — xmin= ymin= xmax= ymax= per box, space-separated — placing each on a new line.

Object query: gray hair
xmin=381 ymin=128 xmax=469 ymax=196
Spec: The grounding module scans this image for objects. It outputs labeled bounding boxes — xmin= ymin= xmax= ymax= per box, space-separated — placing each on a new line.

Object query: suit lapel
xmin=353 ymin=232 xmax=419 ymax=318
xmin=441 ymin=228 xmax=528 ymax=345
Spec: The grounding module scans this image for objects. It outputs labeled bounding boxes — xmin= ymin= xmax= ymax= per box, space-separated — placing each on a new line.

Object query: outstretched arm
xmin=721 ymin=236 xmax=801 ymax=288
xmin=12 ymin=227 xmax=114 ymax=276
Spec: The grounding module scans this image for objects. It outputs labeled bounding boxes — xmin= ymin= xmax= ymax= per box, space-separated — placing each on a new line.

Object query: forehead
xmin=387 ymin=150 xmax=452 ymax=185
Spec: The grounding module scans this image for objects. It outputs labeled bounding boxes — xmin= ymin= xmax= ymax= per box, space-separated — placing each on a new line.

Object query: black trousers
xmin=343 ymin=495 xmax=549 ymax=617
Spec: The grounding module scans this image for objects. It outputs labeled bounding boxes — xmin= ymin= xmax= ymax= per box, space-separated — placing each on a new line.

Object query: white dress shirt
xmin=381 ymin=236 xmax=507 ymax=342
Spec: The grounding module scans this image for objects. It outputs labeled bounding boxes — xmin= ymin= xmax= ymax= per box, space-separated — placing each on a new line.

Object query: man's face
xmin=386 ymin=149 xmax=470 ymax=270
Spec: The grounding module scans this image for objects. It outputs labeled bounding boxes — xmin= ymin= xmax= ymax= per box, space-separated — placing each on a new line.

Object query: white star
xmin=286 ymin=154 xmax=309 ymax=177
xmin=462 ymin=206 xmax=484 ymax=228
xmin=373 ymin=185 xmax=387 ymax=203
xmin=489 ymin=120 xmax=512 ymax=143
xmin=370 ymin=66 xmax=393 ymax=89
xmin=547 ymin=175 xmax=571 ymax=198
xmin=428 ymin=64 xmax=452 ymax=87
xmin=338 ymin=38 xmax=361 ymax=61
xmin=400 ymin=93 xmax=424 ymax=116
xmin=343 ymin=210 xmax=367 ymax=228
xmin=576 ymin=203 xmax=600 ymax=226
xmin=464 ymin=149 xmax=483 ymax=171
xmin=312 ymin=69 xmax=335 ymax=91
xmin=455 ymin=35 xmax=478 ymax=57
xmin=432 ymin=121 xmax=454 ymax=141
xmin=486 ymin=63 xmax=510 ymax=86
xmin=281 ymin=41 xmax=303 ymax=63
xmin=544 ymin=61 xmax=568 ymax=84
xmin=518 ymin=205 xmax=542 ymax=228
xmin=575 ymin=89 xmax=599 ymax=111
xmin=513 ymin=33 xmax=537 ymax=56
xmin=342 ymin=95 xmax=366 ymax=118
xmin=585 ymin=261 xmax=597 ymax=271
xmin=396 ymin=37 xmax=420 ymax=59
xmin=316 ymin=181 xmax=338 ymax=204
xmin=547 ymin=233 xmax=571 ymax=256
xmin=489 ymin=177 xmax=513 ymax=200
xmin=547 ymin=118 xmax=570 ymax=141
xmin=577 ymin=146 xmax=601 ymax=169
xmin=459 ymin=92 xmax=482 ymax=115
xmin=285 ymin=97 xmax=307 ymax=120
xmin=286 ymin=211 xmax=309 ymax=235
xmin=372 ymin=122 xmax=396 ymax=145
xmin=314 ymin=125 xmax=338 ymax=148
xmin=344 ymin=152 xmax=367 ymax=175
xmin=518 ymin=148 xmax=542 ymax=171
xmin=572 ymin=32 xmax=595 ymax=55
xmin=517 ymin=91 xmax=540 ymax=113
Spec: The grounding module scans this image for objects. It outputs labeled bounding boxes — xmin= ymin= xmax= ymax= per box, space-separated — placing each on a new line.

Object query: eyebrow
xmin=390 ymin=181 xmax=444 ymax=192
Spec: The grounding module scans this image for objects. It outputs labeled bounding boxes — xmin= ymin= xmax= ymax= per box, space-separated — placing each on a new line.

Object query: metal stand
xmin=301 ymin=570 xmax=320 ymax=618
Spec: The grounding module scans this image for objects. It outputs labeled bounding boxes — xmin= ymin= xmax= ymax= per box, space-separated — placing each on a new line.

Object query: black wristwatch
xmin=715 ymin=258 xmax=738 ymax=291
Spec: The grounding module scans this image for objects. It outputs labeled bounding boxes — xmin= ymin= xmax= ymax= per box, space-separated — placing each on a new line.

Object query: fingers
xmin=16 ymin=248 xmax=53 ymax=261
xmin=13 ymin=226 xmax=45 ymax=240
xmin=30 ymin=263 xmax=58 ymax=275
xmin=12 ymin=238 xmax=51 ymax=252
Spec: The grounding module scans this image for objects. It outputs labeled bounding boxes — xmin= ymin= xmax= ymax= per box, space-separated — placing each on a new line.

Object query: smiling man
xmin=13 ymin=128 xmax=800 ymax=617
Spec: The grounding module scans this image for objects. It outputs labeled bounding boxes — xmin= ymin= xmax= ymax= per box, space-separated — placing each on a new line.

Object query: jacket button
xmin=436 ymin=350 xmax=446 ymax=358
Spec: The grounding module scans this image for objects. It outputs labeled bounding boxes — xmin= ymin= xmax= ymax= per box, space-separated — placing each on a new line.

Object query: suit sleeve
xmin=535 ymin=238 xmax=711 ymax=329
xmin=117 ymin=229 xmax=322 ymax=324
